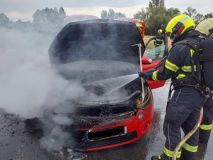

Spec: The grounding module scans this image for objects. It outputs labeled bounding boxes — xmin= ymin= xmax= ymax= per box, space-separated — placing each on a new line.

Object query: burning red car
xmin=26 ymin=19 xmax=165 ymax=152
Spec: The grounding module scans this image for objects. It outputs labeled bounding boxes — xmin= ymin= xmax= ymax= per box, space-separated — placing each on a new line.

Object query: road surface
xmin=0 ymin=83 xmax=212 ymax=160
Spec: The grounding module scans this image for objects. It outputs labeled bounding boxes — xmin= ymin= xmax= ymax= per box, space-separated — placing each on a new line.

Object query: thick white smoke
xmin=0 ymin=24 xmax=139 ymax=157
xmin=0 ymin=28 xmax=85 ymax=119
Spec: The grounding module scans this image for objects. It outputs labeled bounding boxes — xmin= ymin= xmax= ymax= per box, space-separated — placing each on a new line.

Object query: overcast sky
xmin=0 ymin=0 xmax=212 ymax=20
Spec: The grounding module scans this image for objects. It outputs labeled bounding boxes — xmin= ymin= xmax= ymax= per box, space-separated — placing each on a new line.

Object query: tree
xmin=204 ymin=13 xmax=213 ymax=19
xmin=13 ymin=20 xmax=32 ymax=31
xmin=133 ymin=0 xmax=180 ymax=35
xmin=101 ymin=9 xmax=126 ymax=19
xmin=184 ymin=7 xmax=197 ymax=17
xmin=184 ymin=7 xmax=204 ymax=23
xmin=101 ymin=10 xmax=108 ymax=19
xmin=166 ymin=8 xmax=180 ymax=17
xmin=32 ymin=7 xmax=66 ymax=32
xmin=148 ymin=0 xmax=165 ymax=9
xmin=59 ymin=7 xmax=66 ymax=18
xmin=159 ymin=0 xmax=165 ymax=8
xmin=0 ymin=13 xmax=9 ymax=26
xmin=146 ymin=7 xmax=168 ymax=34
xmin=133 ymin=8 xmax=147 ymax=20
xmin=108 ymin=9 xmax=116 ymax=19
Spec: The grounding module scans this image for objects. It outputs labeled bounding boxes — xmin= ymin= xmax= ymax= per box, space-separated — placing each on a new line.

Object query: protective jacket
xmin=147 ymin=30 xmax=206 ymax=160
xmin=146 ymin=30 xmax=202 ymax=87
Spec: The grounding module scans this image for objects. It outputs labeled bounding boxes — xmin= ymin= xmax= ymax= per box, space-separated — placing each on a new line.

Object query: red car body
xmin=48 ymin=19 xmax=165 ymax=151
xmin=83 ymin=101 xmax=154 ymax=151
xmin=81 ymin=63 xmax=163 ymax=151
xmin=143 ymin=59 xmax=166 ymax=89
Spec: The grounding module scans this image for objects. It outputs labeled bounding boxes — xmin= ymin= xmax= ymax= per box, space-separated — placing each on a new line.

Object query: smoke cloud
xmin=0 ymin=20 xmax=140 ymax=119
xmin=0 ymin=28 xmax=86 ymax=119
xmin=0 ymin=27 xmax=90 ymax=158
xmin=0 ymin=20 xmax=141 ymax=158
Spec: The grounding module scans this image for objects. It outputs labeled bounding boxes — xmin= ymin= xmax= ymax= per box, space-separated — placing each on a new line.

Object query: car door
xmin=142 ymin=45 xmax=166 ymax=89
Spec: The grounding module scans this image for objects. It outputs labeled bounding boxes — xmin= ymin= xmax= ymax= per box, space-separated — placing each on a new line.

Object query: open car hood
xmin=57 ymin=60 xmax=142 ymax=105
xmin=49 ymin=19 xmax=145 ymax=65
xmin=48 ymin=19 xmax=145 ymax=106
xmin=57 ymin=60 xmax=138 ymax=81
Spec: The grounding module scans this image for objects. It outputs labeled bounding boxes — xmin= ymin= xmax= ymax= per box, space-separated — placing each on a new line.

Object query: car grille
xmin=59 ymin=93 xmax=139 ymax=129
xmin=87 ymin=126 xmax=126 ymax=141
xmin=80 ymin=131 xmax=137 ymax=149
xmin=72 ymin=90 xmax=141 ymax=118
xmin=63 ymin=110 xmax=135 ymax=129
xmin=75 ymin=103 xmax=135 ymax=117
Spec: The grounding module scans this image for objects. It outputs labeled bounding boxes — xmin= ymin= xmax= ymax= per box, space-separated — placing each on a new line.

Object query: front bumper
xmin=71 ymin=102 xmax=154 ymax=151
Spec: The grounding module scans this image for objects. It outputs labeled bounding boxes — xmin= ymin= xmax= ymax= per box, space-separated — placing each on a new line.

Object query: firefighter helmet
xmin=166 ymin=14 xmax=195 ymax=39
xmin=196 ymin=18 xmax=213 ymax=36
xmin=158 ymin=29 xmax=163 ymax=34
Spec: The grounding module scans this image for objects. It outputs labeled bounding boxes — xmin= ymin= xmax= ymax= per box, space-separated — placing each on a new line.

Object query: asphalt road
xmin=0 ymin=83 xmax=212 ymax=160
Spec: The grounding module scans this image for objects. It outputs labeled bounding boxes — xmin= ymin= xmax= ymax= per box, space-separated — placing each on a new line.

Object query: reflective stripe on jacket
xmin=148 ymin=30 xmax=201 ymax=82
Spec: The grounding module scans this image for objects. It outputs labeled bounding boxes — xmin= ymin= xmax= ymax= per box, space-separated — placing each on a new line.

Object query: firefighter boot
xmin=195 ymin=142 xmax=208 ymax=160
xmin=151 ymin=154 xmax=175 ymax=160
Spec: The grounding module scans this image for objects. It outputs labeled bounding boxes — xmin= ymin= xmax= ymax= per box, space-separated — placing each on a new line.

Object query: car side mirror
xmin=142 ymin=56 xmax=152 ymax=64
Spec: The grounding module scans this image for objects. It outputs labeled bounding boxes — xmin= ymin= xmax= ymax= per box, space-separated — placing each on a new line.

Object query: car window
xmin=144 ymin=45 xmax=165 ymax=60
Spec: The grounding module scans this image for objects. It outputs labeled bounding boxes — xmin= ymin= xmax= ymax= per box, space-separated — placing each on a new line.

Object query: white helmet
xmin=196 ymin=18 xmax=213 ymax=36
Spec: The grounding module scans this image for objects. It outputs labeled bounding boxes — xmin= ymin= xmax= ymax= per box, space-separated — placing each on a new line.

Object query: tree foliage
xmin=0 ymin=13 xmax=9 ymax=26
xmin=0 ymin=7 xmax=67 ymax=33
xmin=204 ymin=13 xmax=213 ymax=19
xmin=134 ymin=8 xmax=147 ymax=20
xmin=59 ymin=7 xmax=66 ymax=18
xmin=134 ymin=0 xmax=180 ymax=35
xmin=134 ymin=0 xmax=213 ymax=35
xmin=32 ymin=7 xmax=66 ymax=32
xmin=148 ymin=0 xmax=165 ymax=9
xmin=184 ymin=7 xmax=213 ymax=23
xmin=184 ymin=7 xmax=203 ymax=23
xmin=33 ymin=7 xmax=65 ymax=25
xmin=101 ymin=9 xmax=126 ymax=19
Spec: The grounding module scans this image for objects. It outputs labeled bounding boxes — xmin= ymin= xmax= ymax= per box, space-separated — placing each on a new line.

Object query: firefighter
xmin=153 ymin=29 xmax=165 ymax=59
xmin=139 ymin=14 xmax=205 ymax=160
xmin=154 ymin=29 xmax=164 ymax=47
xmin=195 ymin=18 xmax=213 ymax=160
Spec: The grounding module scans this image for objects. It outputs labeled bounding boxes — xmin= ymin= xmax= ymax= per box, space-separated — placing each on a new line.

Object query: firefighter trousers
xmin=199 ymin=98 xmax=213 ymax=143
xmin=162 ymin=87 xmax=205 ymax=160
xmin=195 ymin=98 xmax=213 ymax=159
